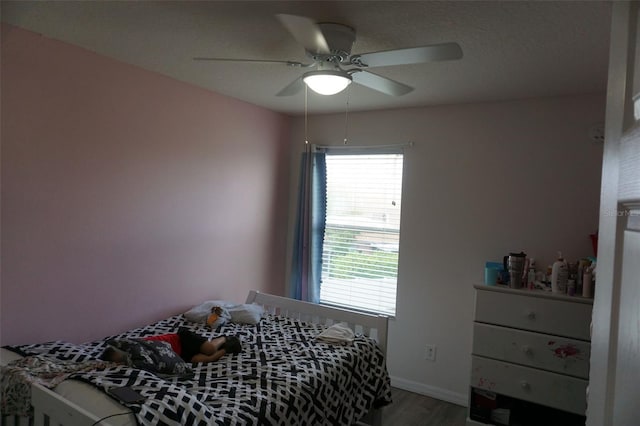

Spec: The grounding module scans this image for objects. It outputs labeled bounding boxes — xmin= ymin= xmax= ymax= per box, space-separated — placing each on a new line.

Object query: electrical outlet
xmin=424 ymin=344 xmax=437 ymax=361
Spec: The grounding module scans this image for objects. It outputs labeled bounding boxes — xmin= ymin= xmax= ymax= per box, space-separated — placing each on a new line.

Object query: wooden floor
xmin=381 ymin=387 xmax=467 ymax=426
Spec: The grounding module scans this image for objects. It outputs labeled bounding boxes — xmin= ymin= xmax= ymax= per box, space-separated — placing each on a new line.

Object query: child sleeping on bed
xmin=100 ymin=327 xmax=241 ymax=364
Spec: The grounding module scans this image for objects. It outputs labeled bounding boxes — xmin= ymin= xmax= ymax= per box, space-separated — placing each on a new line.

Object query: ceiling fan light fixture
xmin=303 ymin=70 xmax=352 ymax=95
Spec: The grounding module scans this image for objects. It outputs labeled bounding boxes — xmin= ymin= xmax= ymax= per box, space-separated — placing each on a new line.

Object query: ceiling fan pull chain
xmin=344 ymin=86 xmax=350 ymax=145
xmin=305 ymin=85 xmax=309 ymax=147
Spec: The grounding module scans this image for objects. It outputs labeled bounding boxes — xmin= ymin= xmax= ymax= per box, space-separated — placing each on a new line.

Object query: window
xmin=319 ymin=151 xmax=404 ymax=316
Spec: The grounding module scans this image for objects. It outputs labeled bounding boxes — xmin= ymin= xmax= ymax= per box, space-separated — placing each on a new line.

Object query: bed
xmin=1 ymin=291 xmax=391 ymax=425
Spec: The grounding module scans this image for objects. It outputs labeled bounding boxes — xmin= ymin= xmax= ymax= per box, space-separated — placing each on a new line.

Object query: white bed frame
xmin=245 ymin=291 xmax=389 ymax=355
xmin=3 ymin=291 xmax=390 ymax=426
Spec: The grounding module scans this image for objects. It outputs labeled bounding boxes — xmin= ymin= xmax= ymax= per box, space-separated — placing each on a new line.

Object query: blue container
xmin=484 ymin=262 xmax=504 ymax=286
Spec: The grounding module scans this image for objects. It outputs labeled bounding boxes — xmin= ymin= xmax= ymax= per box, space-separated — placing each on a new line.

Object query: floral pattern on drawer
xmin=473 ymin=323 xmax=591 ymax=379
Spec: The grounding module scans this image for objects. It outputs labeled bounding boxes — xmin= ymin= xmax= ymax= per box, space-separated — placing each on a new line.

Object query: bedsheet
xmin=6 ymin=314 xmax=392 ymax=425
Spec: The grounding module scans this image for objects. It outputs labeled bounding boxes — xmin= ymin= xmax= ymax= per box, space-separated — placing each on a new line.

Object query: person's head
xmin=223 ymin=336 xmax=242 ymax=354
xmin=99 ymin=346 xmax=130 ymax=364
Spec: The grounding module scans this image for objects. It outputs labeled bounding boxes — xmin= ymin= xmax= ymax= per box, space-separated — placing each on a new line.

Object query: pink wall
xmin=0 ymin=25 xmax=291 ymax=346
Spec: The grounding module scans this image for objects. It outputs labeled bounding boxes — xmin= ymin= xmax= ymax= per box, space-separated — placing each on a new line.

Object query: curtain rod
xmin=313 ymin=142 xmax=414 ymax=150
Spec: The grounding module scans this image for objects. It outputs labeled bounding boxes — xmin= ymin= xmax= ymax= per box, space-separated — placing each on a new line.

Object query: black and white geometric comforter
xmin=7 ymin=314 xmax=392 ymax=425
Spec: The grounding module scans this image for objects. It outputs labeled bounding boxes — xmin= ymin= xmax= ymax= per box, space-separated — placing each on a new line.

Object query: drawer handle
xmin=520 ymin=381 xmax=531 ymax=390
xmin=521 ymin=345 xmax=533 ymax=355
xmin=526 ymin=310 xmax=536 ymax=320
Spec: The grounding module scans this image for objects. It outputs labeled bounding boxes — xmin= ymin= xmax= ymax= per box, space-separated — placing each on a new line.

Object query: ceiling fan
xmin=194 ymin=14 xmax=463 ymax=97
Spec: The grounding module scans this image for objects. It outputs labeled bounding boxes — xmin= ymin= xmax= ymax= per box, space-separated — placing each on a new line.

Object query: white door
xmin=587 ymin=2 xmax=640 ymax=425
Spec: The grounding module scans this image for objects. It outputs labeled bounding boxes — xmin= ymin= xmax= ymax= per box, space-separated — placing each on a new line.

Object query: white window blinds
xmin=319 ymin=152 xmax=404 ymax=316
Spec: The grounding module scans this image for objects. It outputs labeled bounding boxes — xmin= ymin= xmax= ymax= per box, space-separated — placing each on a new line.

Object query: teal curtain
xmin=289 ymin=150 xmax=326 ymax=303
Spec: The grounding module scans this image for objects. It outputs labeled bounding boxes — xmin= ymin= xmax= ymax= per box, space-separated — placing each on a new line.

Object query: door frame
xmin=587 ymin=2 xmax=638 ymax=425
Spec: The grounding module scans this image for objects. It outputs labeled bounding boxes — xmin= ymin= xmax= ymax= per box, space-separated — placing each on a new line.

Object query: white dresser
xmin=467 ymin=284 xmax=593 ymax=426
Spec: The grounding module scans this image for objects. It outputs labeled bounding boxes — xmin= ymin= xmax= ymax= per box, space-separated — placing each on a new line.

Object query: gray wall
xmin=287 ymin=94 xmax=604 ymax=403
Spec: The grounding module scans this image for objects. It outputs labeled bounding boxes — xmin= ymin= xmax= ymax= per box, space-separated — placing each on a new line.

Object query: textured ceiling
xmin=1 ymin=1 xmax=612 ymax=115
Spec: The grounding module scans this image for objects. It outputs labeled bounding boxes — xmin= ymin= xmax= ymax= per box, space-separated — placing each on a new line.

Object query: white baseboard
xmin=390 ymin=375 xmax=468 ymax=407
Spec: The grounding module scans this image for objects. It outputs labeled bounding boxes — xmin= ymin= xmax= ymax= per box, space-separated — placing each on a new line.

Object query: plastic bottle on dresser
xmin=545 ymin=265 xmax=553 ymax=286
xmin=551 ymin=252 xmax=569 ymax=294
xmin=527 ymin=258 xmax=536 ymax=290
xmin=583 ymin=268 xmax=593 ymax=298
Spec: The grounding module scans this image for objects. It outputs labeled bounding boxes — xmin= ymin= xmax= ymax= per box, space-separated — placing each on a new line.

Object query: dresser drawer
xmin=471 ymin=355 xmax=588 ymax=415
xmin=472 ymin=323 xmax=591 ymax=379
xmin=475 ymin=289 xmax=592 ymax=340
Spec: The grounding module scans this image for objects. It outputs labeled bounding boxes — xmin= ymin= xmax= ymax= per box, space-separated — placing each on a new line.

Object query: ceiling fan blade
xmin=354 ymin=42 xmax=463 ymax=68
xmin=351 ymin=71 xmax=413 ymax=96
xmin=276 ymin=77 xmax=305 ymax=97
xmin=194 ymin=57 xmax=305 ymax=67
xmin=276 ymin=14 xmax=330 ymax=55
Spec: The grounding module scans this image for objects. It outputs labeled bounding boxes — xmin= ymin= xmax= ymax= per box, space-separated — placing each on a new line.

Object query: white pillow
xmin=227 ymin=303 xmax=264 ymax=325
xmin=184 ymin=300 xmax=234 ymax=323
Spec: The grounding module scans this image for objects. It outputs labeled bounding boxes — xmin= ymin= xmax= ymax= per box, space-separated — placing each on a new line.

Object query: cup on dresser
xmin=503 ymin=252 xmax=527 ymax=289
xmin=484 ymin=262 xmax=504 ymax=286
